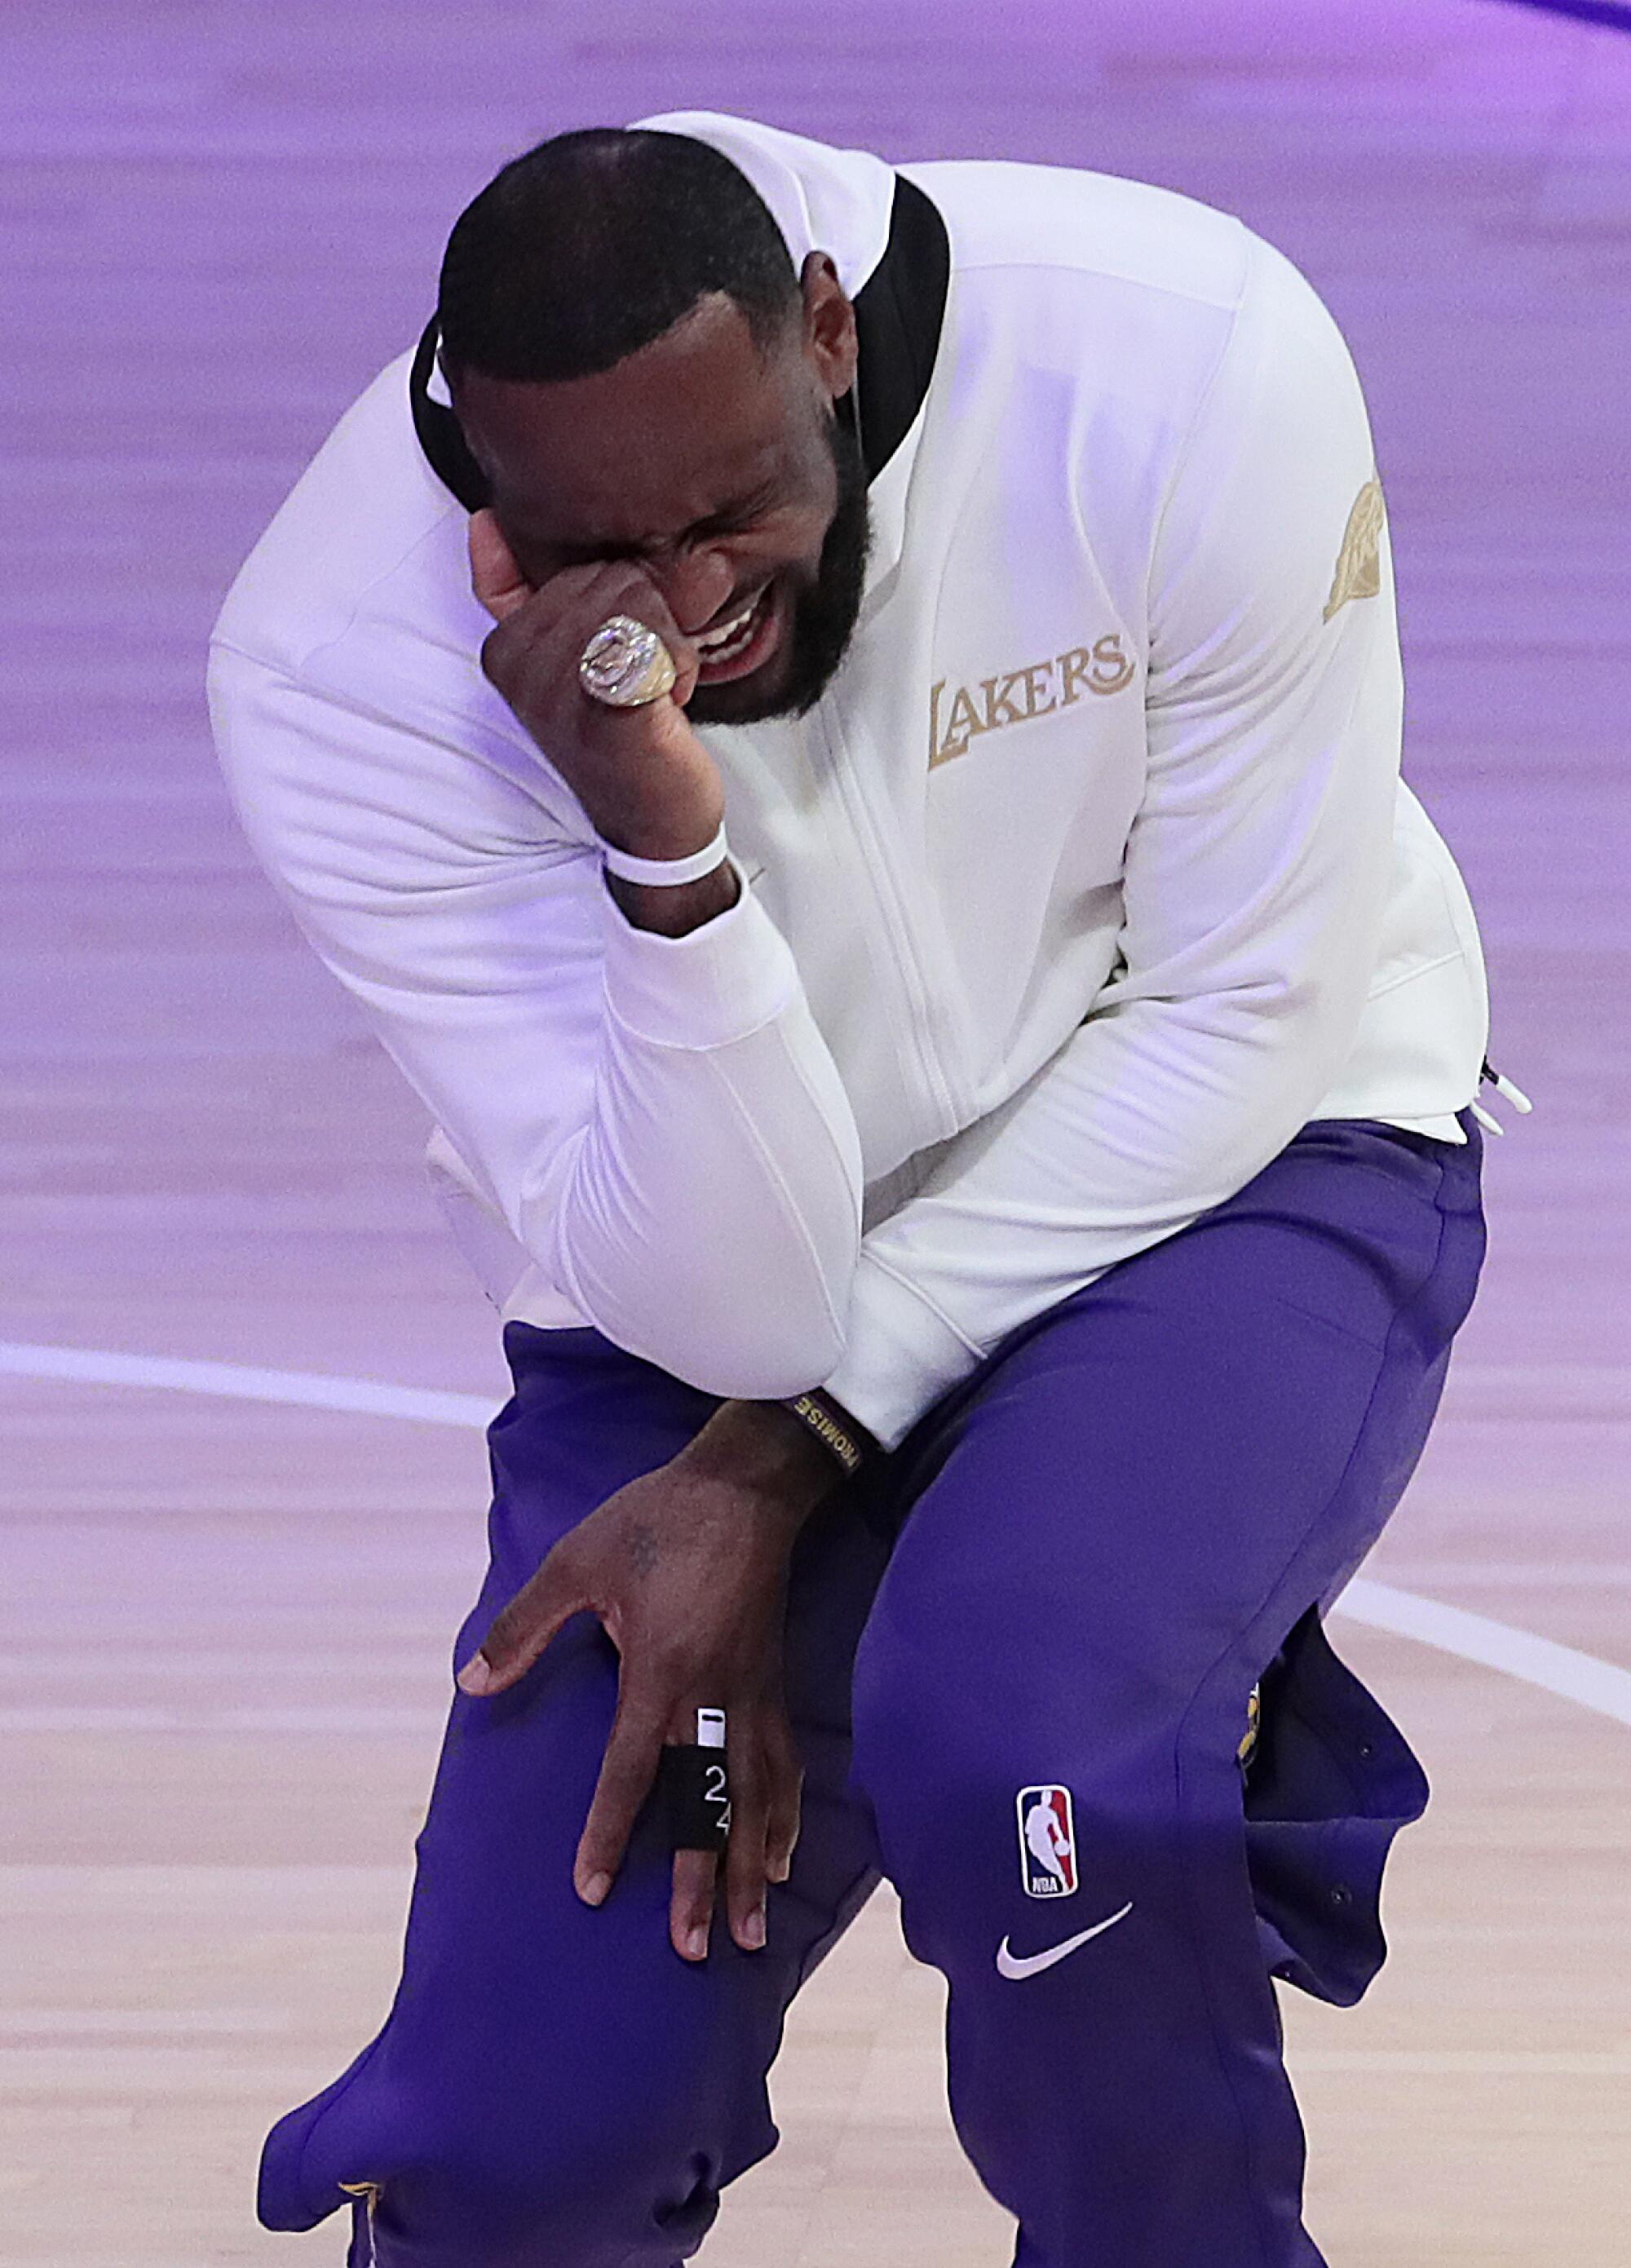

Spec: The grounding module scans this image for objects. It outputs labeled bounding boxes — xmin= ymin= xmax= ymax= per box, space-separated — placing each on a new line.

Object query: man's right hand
xmin=469 ymin=509 xmax=727 ymax=860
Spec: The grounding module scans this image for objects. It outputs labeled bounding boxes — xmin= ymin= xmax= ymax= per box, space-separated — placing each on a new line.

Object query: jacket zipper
xmin=817 ymin=705 xmax=964 ymax=1138
xmin=339 ymin=2180 xmax=381 ymax=2266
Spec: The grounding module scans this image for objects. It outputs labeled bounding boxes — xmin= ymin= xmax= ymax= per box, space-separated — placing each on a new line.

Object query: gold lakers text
xmin=929 ymin=635 xmax=1137 ymax=768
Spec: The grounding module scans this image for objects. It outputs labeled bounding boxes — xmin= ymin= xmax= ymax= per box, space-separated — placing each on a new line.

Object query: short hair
xmin=437 ymin=127 xmax=802 ymax=384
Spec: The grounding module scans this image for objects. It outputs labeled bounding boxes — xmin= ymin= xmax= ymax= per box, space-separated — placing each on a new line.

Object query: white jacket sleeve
xmin=206 ymin=643 xmax=864 ymax=1396
xmin=819 ymin=234 xmax=1403 ymax=1451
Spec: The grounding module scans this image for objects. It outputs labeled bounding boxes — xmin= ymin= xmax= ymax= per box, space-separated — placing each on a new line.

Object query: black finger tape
xmin=657 ymin=1743 xmax=732 ymax=1850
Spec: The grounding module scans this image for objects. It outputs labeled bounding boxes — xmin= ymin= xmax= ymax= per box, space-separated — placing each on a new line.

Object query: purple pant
xmin=259 ymin=1111 xmax=1486 ymax=2267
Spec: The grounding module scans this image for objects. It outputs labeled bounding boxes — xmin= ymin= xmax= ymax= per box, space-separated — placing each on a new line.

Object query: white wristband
xmin=598 ymin=820 xmax=731 ymax=886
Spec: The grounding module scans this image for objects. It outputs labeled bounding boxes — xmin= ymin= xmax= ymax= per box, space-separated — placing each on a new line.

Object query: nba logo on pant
xmin=1016 ymin=1784 xmax=1077 ymax=1898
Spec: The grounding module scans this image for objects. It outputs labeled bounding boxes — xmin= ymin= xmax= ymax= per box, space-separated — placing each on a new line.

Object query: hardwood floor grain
xmin=2 ymin=2 xmax=1627 ymax=2259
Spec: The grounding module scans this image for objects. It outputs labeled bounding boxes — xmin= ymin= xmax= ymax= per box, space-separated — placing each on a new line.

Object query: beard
xmin=684 ymin=397 xmax=873 ymax=729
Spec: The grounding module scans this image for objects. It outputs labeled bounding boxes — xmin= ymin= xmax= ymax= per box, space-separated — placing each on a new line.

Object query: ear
xmin=799 ymin=251 xmax=858 ymax=403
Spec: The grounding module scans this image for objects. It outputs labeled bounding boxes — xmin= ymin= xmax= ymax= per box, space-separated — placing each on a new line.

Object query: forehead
xmin=453 ymin=294 xmax=801 ymax=548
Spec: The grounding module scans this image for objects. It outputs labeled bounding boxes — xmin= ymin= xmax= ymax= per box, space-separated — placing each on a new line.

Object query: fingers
xmin=629 ymin=582 xmax=701 ymax=710
xmin=666 ymin=1708 xmax=774 ymax=1960
xmin=572 ymin=1682 xmax=668 ymax=1908
xmin=455 ymin=1542 xmax=584 ymax=1696
xmin=762 ymin=1708 xmax=805 ymax=1886
xmin=668 ymin=1848 xmax=720 ymax=1964
xmin=572 ymin=565 xmax=701 ymax=705
xmin=467 ymin=509 xmax=533 ymax=624
xmin=723 ymin=1703 xmax=804 ymax=1943
xmin=664 ymin=1703 xmax=801 ymax=1960
xmin=722 ymin=1718 xmax=771 ymax=1955
xmin=581 ymin=1699 xmax=802 ymax=1959
xmin=476 ymin=545 xmax=700 ymax=705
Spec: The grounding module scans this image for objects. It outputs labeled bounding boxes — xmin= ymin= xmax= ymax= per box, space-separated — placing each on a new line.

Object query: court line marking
xmin=0 ymin=1706 xmax=440 ymax=1733
xmin=1330 ymin=1579 xmax=1631 ymax=1726
xmin=0 ymin=1337 xmax=494 ymax=1426
xmin=4 ymin=1338 xmax=1629 ymax=1731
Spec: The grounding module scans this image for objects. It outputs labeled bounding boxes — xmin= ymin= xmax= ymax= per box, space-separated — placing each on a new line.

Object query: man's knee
xmin=425 ymin=2138 xmax=714 ymax=2266
xmin=312 ymin=2080 xmax=740 ymax=2267
xmin=851 ymin=1634 xmax=1250 ymax=1909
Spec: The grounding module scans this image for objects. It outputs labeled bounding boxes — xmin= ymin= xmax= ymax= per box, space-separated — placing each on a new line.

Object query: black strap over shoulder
xmin=407 ymin=167 xmax=951 ymax=513
xmin=845 ymin=171 xmax=950 ymax=484
xmin=409 ymin=315 xmax=488 ymax=511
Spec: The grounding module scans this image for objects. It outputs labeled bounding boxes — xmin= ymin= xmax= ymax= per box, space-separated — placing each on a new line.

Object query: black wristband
xmin=656 ymin=1743 xmax=732 ymax=1850
xmin=780 ymin=1387 xmax=880 ymax=1477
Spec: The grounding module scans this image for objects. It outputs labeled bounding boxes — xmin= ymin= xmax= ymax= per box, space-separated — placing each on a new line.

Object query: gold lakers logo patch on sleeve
xmin=1323 ymin=477 xmax=1386 ymax=623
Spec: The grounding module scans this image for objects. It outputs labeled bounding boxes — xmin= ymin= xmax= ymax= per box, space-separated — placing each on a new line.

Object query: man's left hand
xmin=454 ymin=1401 xmax=843 ymax=1961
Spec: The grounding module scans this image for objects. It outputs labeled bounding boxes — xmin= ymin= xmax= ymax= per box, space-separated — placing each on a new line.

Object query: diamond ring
xmin=577 ymin=615 xmax=679 ymax=708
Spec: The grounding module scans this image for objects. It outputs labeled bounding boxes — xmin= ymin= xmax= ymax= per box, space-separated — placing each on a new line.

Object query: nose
xmin=649 ymin=542 xmax=737 ymax=639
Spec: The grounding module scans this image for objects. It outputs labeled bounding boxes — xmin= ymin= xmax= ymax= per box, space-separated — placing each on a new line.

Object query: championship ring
xmin=577 ymin=614 xmax=678 ymax=708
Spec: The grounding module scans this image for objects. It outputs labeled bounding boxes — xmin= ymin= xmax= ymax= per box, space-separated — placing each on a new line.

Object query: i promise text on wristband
xmin=780 ymin=1388 xmax=877 ymax=1478
xmin=599 ymin=821 xmax=731 ymax=886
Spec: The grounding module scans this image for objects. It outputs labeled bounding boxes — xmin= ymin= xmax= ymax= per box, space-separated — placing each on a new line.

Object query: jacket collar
xmin=408 ymin=113 xmax=948 ymax=603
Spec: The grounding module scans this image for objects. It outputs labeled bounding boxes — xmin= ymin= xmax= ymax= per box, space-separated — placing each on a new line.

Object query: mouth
xmin=692 ymin=584 xmax=780 ymax=685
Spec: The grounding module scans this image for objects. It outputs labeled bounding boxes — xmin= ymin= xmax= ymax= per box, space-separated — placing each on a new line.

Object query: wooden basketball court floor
xmin=3 ymin=0 xmax=1628 ymax=2259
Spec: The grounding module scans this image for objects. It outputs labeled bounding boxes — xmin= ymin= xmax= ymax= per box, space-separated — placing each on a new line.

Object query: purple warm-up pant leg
xmin=257 ymin=1111 xmax=1485 ymax=2268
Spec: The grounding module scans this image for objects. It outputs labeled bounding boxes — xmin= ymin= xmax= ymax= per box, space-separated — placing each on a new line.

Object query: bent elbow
xmin=678 ymin=1324 xmax=851 ymax=1404
xmin=661 ymin=1240 xmax=855 ymax=1398
xmin=547 ymin=1210 xmax=856 ymax=1404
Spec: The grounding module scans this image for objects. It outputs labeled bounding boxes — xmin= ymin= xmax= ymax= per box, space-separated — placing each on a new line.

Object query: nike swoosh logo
xmin=995 ymin=1899 xmax=1134 ymax=1979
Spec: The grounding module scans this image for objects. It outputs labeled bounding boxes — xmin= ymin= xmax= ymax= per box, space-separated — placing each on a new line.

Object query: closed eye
xmin=526 ymin=491 xmax=782 ymax=572
xmin=692 ymin=484 xmax=784 ymax=537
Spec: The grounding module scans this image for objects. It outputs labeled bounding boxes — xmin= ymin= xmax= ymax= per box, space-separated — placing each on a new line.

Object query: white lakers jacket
xmin=206 ymin=112 xmax=1491 ymax=1452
